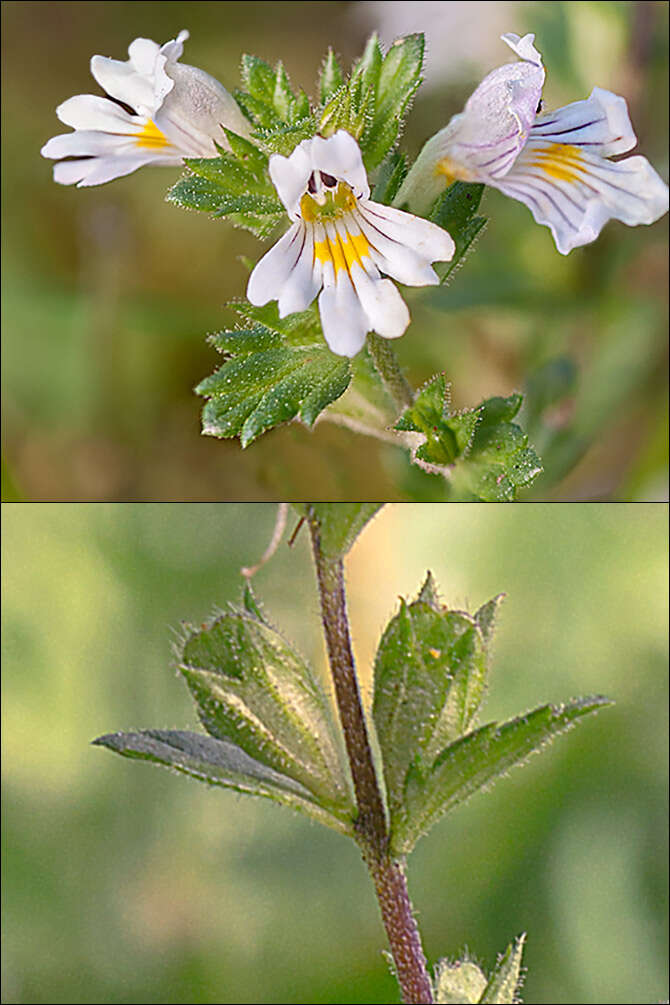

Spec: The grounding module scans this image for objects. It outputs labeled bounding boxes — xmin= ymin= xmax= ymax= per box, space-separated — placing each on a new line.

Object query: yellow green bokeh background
xmin=2 ymin=504 xmax=668 ymax=1003
xmin=2 ymin=1 xmax=668 ymax=501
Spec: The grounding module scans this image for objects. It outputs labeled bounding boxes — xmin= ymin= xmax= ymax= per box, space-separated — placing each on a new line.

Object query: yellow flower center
xmin=300 ymin=181 xmax=357 ymax=223
xmin=528 ymin=143 xmax=584 ymax=182
xmin=135 ymin=120 xmax=171 ymax=150
xmin=314 ymin=229 xmax=371 ymax=275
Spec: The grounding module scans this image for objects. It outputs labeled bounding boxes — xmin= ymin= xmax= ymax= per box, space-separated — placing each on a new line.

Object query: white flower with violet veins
xmin=41 ymin=30 xmax=251 ymax=187
xmin=395 ymin=32 xmax=669 ymax=254
xmin=247 ymin=130 xmax=455 ymax=357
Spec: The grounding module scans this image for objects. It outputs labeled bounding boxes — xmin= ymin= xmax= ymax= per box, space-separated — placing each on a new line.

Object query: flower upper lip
xmin=394 ymin=31 xmax=668 ymax=253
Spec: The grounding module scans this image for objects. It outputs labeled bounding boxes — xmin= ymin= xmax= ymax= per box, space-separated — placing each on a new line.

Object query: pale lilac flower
xmin=247 ymin=130 xmax=455 ymax=357
xmin=41 ymin=30 xmax=250 ymax=187
xmin=396 ymin=33 xmax=669 ymax=253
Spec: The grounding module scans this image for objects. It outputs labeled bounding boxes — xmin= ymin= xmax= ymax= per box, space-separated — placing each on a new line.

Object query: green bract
xmin=395 ymin=378 xmax=543 ymax=501
xmin=434 ymin=935 xmax=526 ymax=1004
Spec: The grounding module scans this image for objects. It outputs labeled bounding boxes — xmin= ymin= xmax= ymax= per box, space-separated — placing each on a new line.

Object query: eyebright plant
xmin=42 ymin=29 xmax=669 ymax=500
xmin=94 ymin=504 xmax=613 ymax=1004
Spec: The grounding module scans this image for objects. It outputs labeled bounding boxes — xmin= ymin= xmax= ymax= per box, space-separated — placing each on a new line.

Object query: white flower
xmin=246 ymin=130 xmax=455 ymax=357
xmin=41 ymin=30 xmax=251 ymax=187
xmin=396 ymin=33 xmax=669 ymax=254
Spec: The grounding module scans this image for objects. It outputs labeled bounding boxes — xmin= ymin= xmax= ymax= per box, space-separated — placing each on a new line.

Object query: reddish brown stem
xmin=309 ymin=514 xmax=433 ymax=1005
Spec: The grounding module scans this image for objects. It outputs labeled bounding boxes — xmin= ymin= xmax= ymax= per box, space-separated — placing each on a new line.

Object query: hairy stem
xmin=309 ymin=514 xmax=433 ymax=1005
xmin=367 ymin=334 xmax=415 ymax=412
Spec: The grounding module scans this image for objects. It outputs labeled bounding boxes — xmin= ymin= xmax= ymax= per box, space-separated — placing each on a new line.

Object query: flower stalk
xmin=308 ymin=512 xmax=433 ymax=1005
xmin=367 ymin=334 xmax=415 ymax=412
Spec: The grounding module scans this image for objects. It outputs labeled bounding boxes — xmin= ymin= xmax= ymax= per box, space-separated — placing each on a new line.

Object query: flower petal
xmin=90 ymin=52 xmax=160 ymax=117
xmin=159 ymin=29 xmax=189 ymax=64
xmin=126 ymin=37 xmax=162 ymax=76
xmin=494 ymin=141 xmax=670 ymax=253
xmin=277 ymin=228 xmax=321 ymax=317
xmin=318 ymin=272 xmax=369 ymax=357
xmin=311 ymin=131 xmax=370 ymax=200
xmin=500 ymin=32 xmax=543 ymax=67
xmin=53 ymin=153 xmax=164 ymax=187
xmin=530 ymin=87 xmax=637 ymax=156
xmin=54 ymin=94 xmax=143 ymax=132
xmin=156 ymin=62 xmax=251 ymax=156
xmin=269 ymin=141 xmax=314 ymax=219
xmin=362 ymin=201 xmax=455 ymax=263
xmin=247 ymin=222 xmax=306 ymax=306
xmin=42 ymin=129 xmax=159 ymax=158
xmin=349 ymin=262 xmax=410 ymax=339
xmin=354 ymin=205 xmax=441 ymax=286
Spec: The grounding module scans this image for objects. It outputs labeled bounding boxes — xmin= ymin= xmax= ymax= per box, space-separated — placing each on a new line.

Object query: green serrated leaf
xmin=394 ymin=696 xmax=612 ymax=854
xmin=208 ymin=323 xmax=281 ymax=356
xmin=226 ymin=211 xmax=283 ymax=238
xmin=166 ymin=175 xmax=229 ymax=213
xmin=372 ymin=579 xmax=492 ymax=828
xmin=213 ymin=194 xmax=283 ymax=217
xmin=222 ymin=129 xmax=270 ymax=176
xmin=93 ymin=730 xmax=352 ymax=836
xmin=434 ymin=957 xmax=487 ymax=1005
xmin=480 ymin=934 xmax=526 ymax=1004
xmin=232 ymin=300 xmax=324 ymax=345
xmin=273 ymin=61 xmax=295 ymax=120
xmin=253 ymin=115 xmax=318 ymax=156
xmin=167 ymin=130 xmax=286 ymax=237
xmin=416 ymin=570 xmax=441 ymax=609
xmin=429 ymin=182 xmax=487 ymax=283
xmin=198 ymin=344 xmax=351 ymax=445
xmin=198 ymin=301 xmax=351 ymax=444
xmin=301 ymin=503 xmax=384 ymax=559
xmin=354 ymin=33 xmax=383 ymax=94
xmin=292 ymin=89 xmax=312 ymax=122
xmin=178 ymin=604 xmax=355 ymax=816
xmin=360 ymin=33 xmax=424 ymax=169
xmin=319 ymin=77 xmax=373 ymax=142
xmin=320 ymin=48 xmax=344 ymax=104
xmin=474 ymin=594 xmax=506 ymax=646
xmin=241 ymin=53 xmax=277 ymax=105
xmin=372 ymin=150 xmax=408 ymax=205
xmin=234 ymin=87 xmax=281 ymax=129
xmin=182 ymin=153 xmax=273 ymax=196
xmin=167 ymin=174 xmax=283 ymax=230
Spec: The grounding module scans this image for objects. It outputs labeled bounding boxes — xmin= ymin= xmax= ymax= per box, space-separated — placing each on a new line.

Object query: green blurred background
xmin=2 ymin=1 xmax=668 ymax=501
xmin=2 ymin=503 xmax=668 ymax=1003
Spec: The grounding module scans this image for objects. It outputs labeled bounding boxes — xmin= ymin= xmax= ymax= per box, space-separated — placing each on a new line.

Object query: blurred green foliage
xmin=2 ymin=503 xmax=668 ymax=1003
xmin=1 ymin=1 xmax=667 ymax=501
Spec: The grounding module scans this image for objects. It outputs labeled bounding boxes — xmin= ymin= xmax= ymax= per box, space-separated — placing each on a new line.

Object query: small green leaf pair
xmin=395 ymin=378 xmax=543 ymax=501
xmin=96 ymin=562 xmax=609 ymax=857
